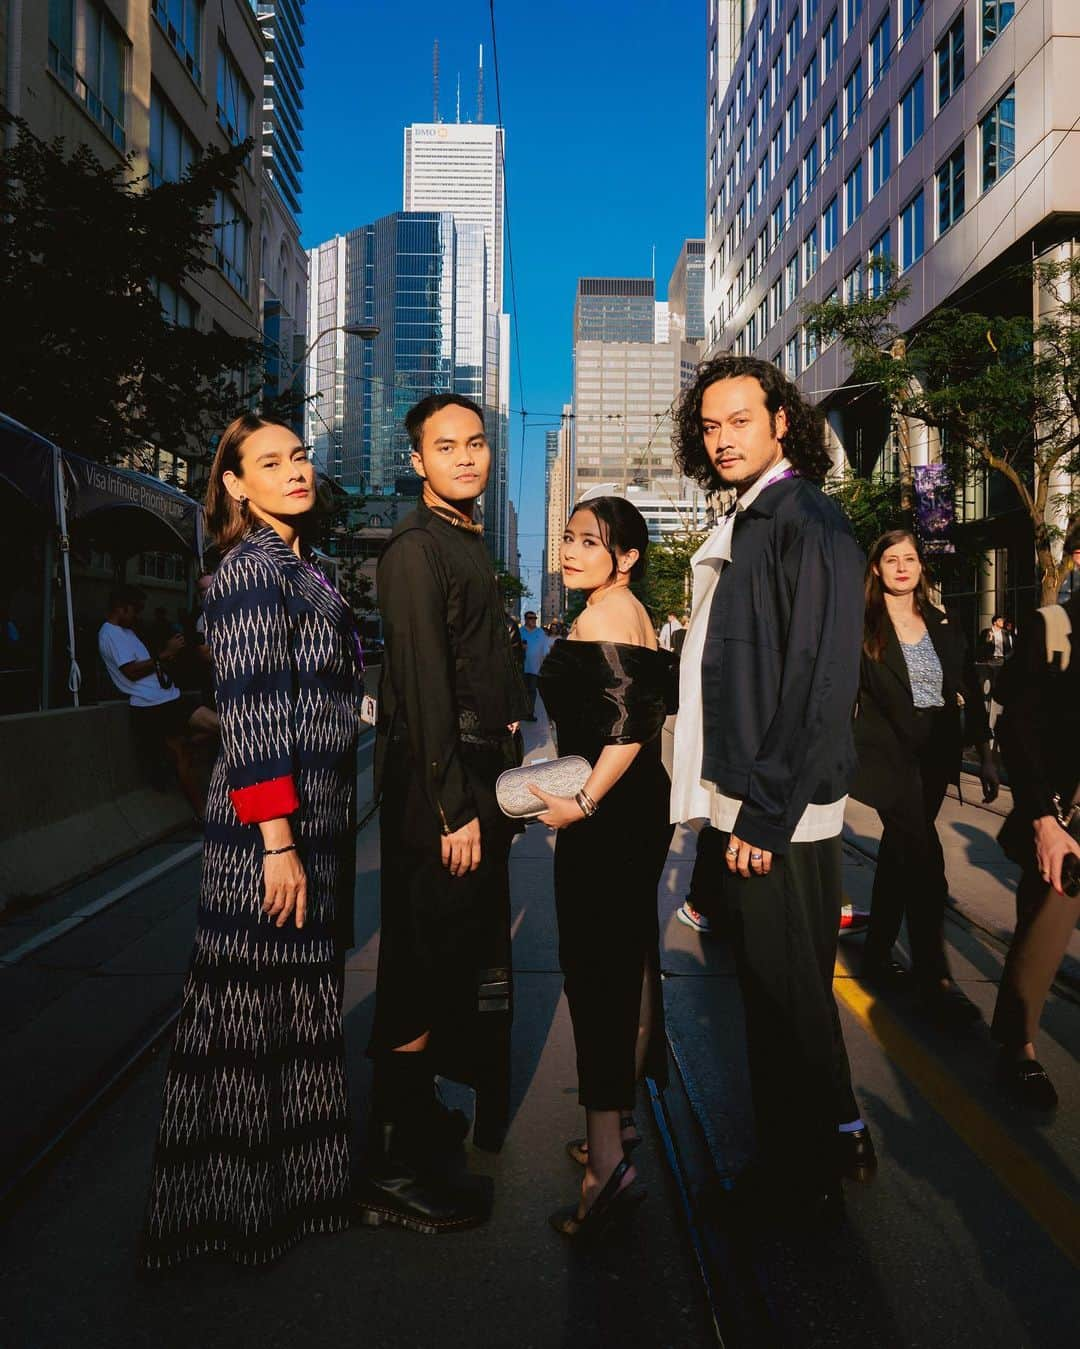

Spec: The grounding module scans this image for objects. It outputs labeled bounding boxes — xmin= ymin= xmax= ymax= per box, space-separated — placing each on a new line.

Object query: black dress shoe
xmin=861 ymin=956 xmax=914 ymax=990
xmin=357 ymin=1123 xmax=492 ymax=1235
xmin=997 ymin=1054 xmax=1059 ymax=1110
xmin=837 ymin=1126 xmax=877 ymax=1183
xmin=919 ymin=981 xmax=981 ymax=1027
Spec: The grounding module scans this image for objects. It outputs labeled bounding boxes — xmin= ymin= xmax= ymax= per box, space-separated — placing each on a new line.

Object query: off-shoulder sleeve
xmin=206 ymin=551 xmax=299 ymax=824
xmin=594 ymin=646 xmax=672 ymax=746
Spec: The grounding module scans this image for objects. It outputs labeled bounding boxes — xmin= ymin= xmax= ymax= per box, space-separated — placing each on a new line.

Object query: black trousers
xmin=863 ymin=772 xmax=951 ymax=986
xmin=523 ymin=672 xmax=539 ymax=717
xmin=720 ymin=832 xmax=858 ymax=1186
xmin=687 ymin=825 xmax=730 ymax=921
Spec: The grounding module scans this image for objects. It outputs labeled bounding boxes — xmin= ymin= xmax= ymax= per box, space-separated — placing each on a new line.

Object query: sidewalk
xmin=0 ymin=714 xmax=715 ymax=1348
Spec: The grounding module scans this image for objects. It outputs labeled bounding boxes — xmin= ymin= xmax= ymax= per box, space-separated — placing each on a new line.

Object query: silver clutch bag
xmin=495 ymin=755 xmax=592 ymax=819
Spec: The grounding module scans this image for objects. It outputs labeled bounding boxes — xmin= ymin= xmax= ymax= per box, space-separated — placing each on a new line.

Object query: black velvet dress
xmin=539 ymin=640 xmax=674 ymax=1110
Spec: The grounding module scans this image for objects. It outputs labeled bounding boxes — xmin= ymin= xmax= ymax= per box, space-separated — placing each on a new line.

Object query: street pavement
xmin=0 ymin=701 xmax=1077 ymax=1347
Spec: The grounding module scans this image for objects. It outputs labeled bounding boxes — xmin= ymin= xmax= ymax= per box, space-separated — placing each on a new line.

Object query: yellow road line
xmin=833 ymin=955 xmax=1080 ymax=1269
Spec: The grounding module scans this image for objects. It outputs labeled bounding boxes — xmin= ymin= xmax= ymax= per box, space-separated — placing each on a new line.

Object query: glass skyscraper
xmin=253 ymin=1 xmax=305 ymax=218
xmin=573 ymin=278 xmax=656 ymax=343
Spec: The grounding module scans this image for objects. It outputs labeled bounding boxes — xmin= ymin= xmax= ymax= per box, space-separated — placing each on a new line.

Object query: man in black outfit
xmin=358 ymin=394 xmax=529 ymax=1234
xmin=671 ymin=356 xmax=870 ymax=1226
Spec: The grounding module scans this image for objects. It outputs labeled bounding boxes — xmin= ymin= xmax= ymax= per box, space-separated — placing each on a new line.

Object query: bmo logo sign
xmin=415 ymin=126 xmax=450 ymax=139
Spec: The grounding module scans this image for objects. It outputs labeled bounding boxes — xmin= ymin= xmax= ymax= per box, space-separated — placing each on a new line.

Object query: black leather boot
xmin=356 ymin=1122 xmax=492 ymax=1235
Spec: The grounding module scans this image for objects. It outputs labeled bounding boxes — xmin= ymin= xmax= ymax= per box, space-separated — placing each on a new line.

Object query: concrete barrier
xmin=0 ymin=703 xmax=192 ymax=903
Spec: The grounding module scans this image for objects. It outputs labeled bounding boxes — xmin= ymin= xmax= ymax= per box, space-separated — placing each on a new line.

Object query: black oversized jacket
xmin=850 ymin=605 xmax=990 ymax=814
xmin=374 ymin=502 xmax=528 ymax=835
xmin=700 ymin=476 xmax=865 ymax=854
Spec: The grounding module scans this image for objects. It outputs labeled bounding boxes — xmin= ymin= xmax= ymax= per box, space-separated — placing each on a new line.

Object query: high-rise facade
xmin=543 ymin=408 xmax=574 ymax=621
xmin=668 ymin=239 xmax=707 ymax=343
xmin=1 ymin=0 xmax=267 ymax=483
xmin=704 ymin=0 xmax=1080 ymax=626
xmin=253 ymin=0 xmax=307 ymax=428
xmin=573 ymin=278 xmax=657 ymax=343
xmin=306 ymin=211 xmax=490 ymax=497
xmin=404 ymin=122 xmax=511 ymax=563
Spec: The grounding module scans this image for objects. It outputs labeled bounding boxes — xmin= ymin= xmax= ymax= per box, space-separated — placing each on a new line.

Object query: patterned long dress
xmin=141 ymin=526 xmax=361 ymax=1269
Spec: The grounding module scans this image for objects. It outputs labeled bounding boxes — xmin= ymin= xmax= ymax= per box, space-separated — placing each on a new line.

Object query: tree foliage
xmin=0 ymin=118 xmax=262 ymax=475
xmin=642 ymin=529 xmax=708 ymax=623
xmin=804 ymin=258 xmax=1080 ymax=602
xmin=823 ymin=469 xmax=904 ymax=558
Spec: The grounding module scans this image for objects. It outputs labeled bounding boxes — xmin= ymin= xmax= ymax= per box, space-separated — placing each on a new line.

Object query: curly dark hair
xmin=672 ymin=356 xmax=831 ymax=487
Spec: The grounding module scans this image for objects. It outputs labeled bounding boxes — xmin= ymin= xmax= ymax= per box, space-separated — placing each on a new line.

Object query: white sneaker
xmin=676 ymin=900 xmax=712 ymax=934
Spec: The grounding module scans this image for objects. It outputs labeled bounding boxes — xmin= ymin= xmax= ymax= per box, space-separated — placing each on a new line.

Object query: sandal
xmin=566 ymin=1113 xmax=641 ymax=1166
xmin=548 ymin=1156 xmax=646 ymax=1241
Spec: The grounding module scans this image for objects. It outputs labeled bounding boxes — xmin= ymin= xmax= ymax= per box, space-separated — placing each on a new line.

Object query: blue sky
xmin=302 ymin=1 xmax=704 ymax=601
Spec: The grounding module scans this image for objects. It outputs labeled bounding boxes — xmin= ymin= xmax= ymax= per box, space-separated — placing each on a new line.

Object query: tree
xmin=642 ymin=529 xmax=707 ymax=623
xmin=823 ymin=469 xmax=904 ymax=557
xmin=0 ymin=118 xmax=262 ymax=475
xmin=804 ymin=258 xmax=1080 ymax=603
xmin=493 ymin=565 xmax=528 ymax=612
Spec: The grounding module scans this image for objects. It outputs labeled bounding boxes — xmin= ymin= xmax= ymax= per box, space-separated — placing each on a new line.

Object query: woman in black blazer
xmin=851 ymin=531 xmax=998 ymax=1025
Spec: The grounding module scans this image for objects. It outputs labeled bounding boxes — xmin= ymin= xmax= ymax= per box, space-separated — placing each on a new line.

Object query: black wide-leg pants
xmin=719 ymin=831 xmax=858 ymax=1187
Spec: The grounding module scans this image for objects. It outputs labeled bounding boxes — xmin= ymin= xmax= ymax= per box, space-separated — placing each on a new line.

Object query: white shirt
xmin=98 ymin=622 xmax=181 ymax=708
xmin=658 ymin=618 xmax=683 ymax=651
xmin=521 ymin=625 xmax=552 ymax=675
xmin=669 ymin=459 xmax=846 ymax=843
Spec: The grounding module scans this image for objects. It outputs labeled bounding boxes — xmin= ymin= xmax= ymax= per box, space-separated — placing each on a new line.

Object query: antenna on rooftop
xmin=456 ymin=72 xmax=461 ymax=123
xmin=433 ymin=39 xmax=440 ymax=122
xmin=477 ymin=44 xmax=484 ymax=122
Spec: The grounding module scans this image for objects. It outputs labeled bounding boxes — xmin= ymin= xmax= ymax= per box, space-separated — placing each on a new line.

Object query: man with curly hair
xmin=669 ymin=356 xmax=870 ymax=1227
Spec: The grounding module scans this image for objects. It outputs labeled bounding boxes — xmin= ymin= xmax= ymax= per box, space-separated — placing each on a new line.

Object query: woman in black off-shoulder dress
xmin=531 ymin=497 xmax=674 ymax=1240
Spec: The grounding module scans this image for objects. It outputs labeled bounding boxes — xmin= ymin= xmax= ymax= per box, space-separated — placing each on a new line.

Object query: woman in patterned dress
xmin=141 ymin=414 xmax=361 ymax=1268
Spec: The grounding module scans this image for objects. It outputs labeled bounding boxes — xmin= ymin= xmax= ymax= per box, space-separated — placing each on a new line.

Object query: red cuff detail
xmin=229 ymin=775 xmax=300 ymax=824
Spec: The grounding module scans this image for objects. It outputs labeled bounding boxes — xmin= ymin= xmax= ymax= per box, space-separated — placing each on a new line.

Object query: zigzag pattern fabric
xmin=141 ymin=528 xmax=363 ymax=1269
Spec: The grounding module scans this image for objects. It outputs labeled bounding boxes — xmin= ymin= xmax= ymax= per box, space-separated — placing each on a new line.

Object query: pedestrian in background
xmin=1056 ymin=524 xmax=1080 ymax=602
xmin=658 ymin=610 xmax=683 ymax=651
xmin=533 ymin=496 xmax=673 ymax=1241
xmin=360 ymin=394 xmax=528 ymax=1234
xmin=520 ymin=609 xmax=552 ymax=720
xmin=852 ymin=531 xmax=998 ymax=1025
xmin=992 ymin=589 xmax=1080 ymax=1107
xmin=141 ymin=414 xmax=361 ymax=1268
xmin=671 ymin=356 xmax=870 ymax=1227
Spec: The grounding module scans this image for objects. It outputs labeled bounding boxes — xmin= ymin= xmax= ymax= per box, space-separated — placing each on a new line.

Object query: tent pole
xmin=40 ymin=529 xmax=54 ymax=710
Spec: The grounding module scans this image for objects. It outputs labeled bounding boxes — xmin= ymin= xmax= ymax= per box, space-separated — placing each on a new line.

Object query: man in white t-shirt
xmin=658 ymin=612 xmax=683 ymax=651
xmin=520 ymin=611 xmax=552 ymax=721
xmin=98 ymin=586 xmax=218 ymax=817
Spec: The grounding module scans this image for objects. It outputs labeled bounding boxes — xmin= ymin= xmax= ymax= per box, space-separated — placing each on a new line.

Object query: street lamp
xmin=295 ymin=322 xmax=380 ymax=377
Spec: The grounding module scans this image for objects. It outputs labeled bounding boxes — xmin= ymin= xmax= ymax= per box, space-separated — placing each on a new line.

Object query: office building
xmin=306 ymin=211 xmax=493 ymax=497
xmin=704 ymin=0 xmax=1080 ymax=624
xmin=404 ymin=120 xmax=511 ymax=562
xmin=543 ymin=408 xmax=574 ymax=621
xmin=253 ymin=1 xmax=308 ymax=427
xmin=1 ymin=0 xmax=267 ymax=485
xmin=668 ymin=239 xmax=707 ymax=343
xmin=573 ymin=278 xmax=657 ymax=343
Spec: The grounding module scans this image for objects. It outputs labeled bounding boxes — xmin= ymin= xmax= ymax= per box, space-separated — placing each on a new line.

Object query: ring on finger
xmin=725 ymin=846 xmax=738 ymax=857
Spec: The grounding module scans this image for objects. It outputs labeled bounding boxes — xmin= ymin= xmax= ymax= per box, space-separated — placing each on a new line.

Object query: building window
xmin=804 ymin=0 xmax=821 ymax=29
xmin=937 ymin=145 xmax=965 ymax=235
xmin=936 ymin=15 xmax=965 ymax=112
xmin=870 ymin=12 xmax=891 ymax=90
xmin=48 ymin=0 xmax=129 ymax=150
xmin=822 ymin=101 xmax=840 ymax=166
xmin=786 ymin=171 xmax=800 ymax=223
xmin=803 ymin=52 xmax=819 ymax=117
xmin=981 ymin=86 xmax=1016 ymax=190
xmin=214 ymin=189 xmax=250 ymax=296
xmin=900 ymin=192 xmax=924 ymax=271
xmin=153 ymin=278 xmax=197 ymax=328
xmin=785 ymin=253 xmax=799 ymax=307
xmin=844 ymin=61 xmax=865 ymax=130
xmin=869 ymin=228 xmax=891 ymax=294
xmin=901 ymin=0 xmax=925 ymax=39
xmin=149 ymin=85 xmax=197 ymax=186
xmin=772 ymin=50 xmax=784 ymax=103
xmin=822 ymin=10 xmax=839 ymax=75
xmin=770 ymin=275 xmax=783 ymax=324
xmin=804 ymin=325 xmax=820 ymax=367
xmin=770 ymin=199 xmax=785 ymax=248
xmin=823 ymin=195 xmax=839 ymax=256
xmin=786 ymin=334 xmax=801 ymax=377
xmin=844 ymin=161 xmax=864 ymax=229
xmin=771 ymin=126 xmax=784 ymax=176
xmin=151 ymin=0 xmax=203 ymax=84
xmin=803 ymin=225 xmax=820 ymax=284
xmin=844 ymin=262 xmax=864 ymax=303
xmin=870 ymin=119 xmax=891 ymax=195
xmin=217 ymin=43 xmax=252 ymax=150
xmin=787 ymin=15 xmax=802 ymax=72
xmin=845 ymin=0 xmax=864 ymax=37
xmin=982 ymin=1 xmax=1015 ymax=53
xmin=900 ymin=71 xmax=925 ymax=157
xmin=803 ymin=141 xmax=820 ymax=195
xmin=786 ymin=94 xmax=801 ymax=151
